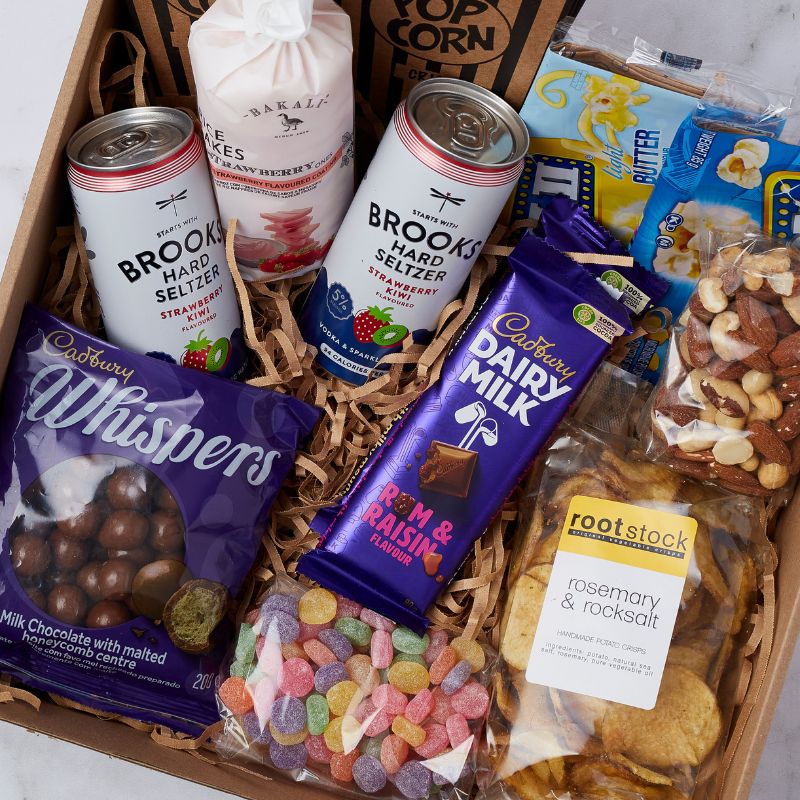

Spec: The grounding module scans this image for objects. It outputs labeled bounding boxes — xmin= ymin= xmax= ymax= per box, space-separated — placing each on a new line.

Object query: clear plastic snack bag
xmin=482 ymin=423 xmax=773 ymax=800
xmin=215 ymin=575 xmax=495 ymax=799
xmin=641 ymin=234 xmax=800 ymax=507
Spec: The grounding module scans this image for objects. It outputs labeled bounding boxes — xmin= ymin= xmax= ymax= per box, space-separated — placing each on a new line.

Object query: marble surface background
xmin=0 ymin=0 xmax=798 ymax=797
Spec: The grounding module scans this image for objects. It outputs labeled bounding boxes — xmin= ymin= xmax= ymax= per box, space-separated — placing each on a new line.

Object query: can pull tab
xmin=98 ymin=129 xmax=149 ymax=160
xmin=438 ymin=97 xmax=495 ymax=154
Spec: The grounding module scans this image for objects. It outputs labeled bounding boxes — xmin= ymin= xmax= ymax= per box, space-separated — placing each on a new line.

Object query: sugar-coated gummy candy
xmin=306 ymin=694 xmax=330 ymax=735
xmin=280 ymin=658 xmax=315 ymax=698
xmin=362 ymin=736 xmax=384 ymax=760
xmin=298 ymin=587 xmax=338 ymax=624
xmin=335 ymin=617 xmax=372 ymax=647
xmin=303 ymin=638 xmax=337 ymax=666
xmin=449 ymin=637 xmax=485 ymax=672
xmin=229 ymin=659 xmax=254 ymax=679
xmin=356 ymin=698 xmax=392 ymax=737
xmin=305 ymin=733 xmax=334 ymax=764
xmin=219 ymin=676 xmax=253 ymax=715
xmin=441 ymin=660 xmax=471 ymax=695
xmin=243 ymin=711 xmax=272 ymax=745
xmin=335 ymin=595 xmax=363 ymax=620
xmin=413 ymin=722 xmax=448 ymax=759
xmin=380 ymin=734 xmax=409 ymax=775
xmin=388 ymin=661 xmax=429 ymax=695
xmin=392 ymin=653 xmax=426 ymax=668
xmin=235 ymin=623 xmax=257 ymax=665
xmin=353 ymin=754 xmax=388 ymax=793
xmin=445 ymin=713 xmax=471 ymax=748
xmin=281 ymin=641 xmax=308 ymax=661
xmin=327 ymin=680 xmax=362 ymax=717
xmin=270 ymin=695 xmax=306 ymax=734
xmin=318 ymin=627 xmax=354 ymax=662
xmin=297 ymin=620 xmax=330 ymax=642
xmin=244 ymin=607 xmax=260 ymax=626
xmin=429 ymin=646 xmax=457 ymax=685
xmin=315 ymin=661 xmax=350 ymax=694
xmin=346 ymin=654 xmax=380 ymax=695
xmin=450 ymin=681 xmax=489 ymax=720
xmin=261 ymin=593 xmax=299 ymax=619
xmin=252 ymin=678 xmax=277 ymax=727
xmin=391 ymin=627 xmax=429 ymax=655
xmin=262 ymin=609 xmax=300 ymax=644
xmin=324 ymin=715 xmax=345 ymax=753
xmin=404 ymin=688 xmax=434 ymax=725
xmin=370 ymin=629 xmax=393 ymax=669
xmin=269 ymin=722 xmax=309 ymax=746
xmin=423 ymin=628 xmax=448 ymax=665
xmin=394 ymin=760 xmax=433 ymax=799
xmin=430 ymin=688 xmax=452 ymax=724
xmin=391 ymin=716 xmax=426 ymax=748
xmin=330 ymin=749 xmax=359 ymax=783
xmin=372 ymin=683 xmax=408 ymax=715
xmin=360 ymin=608 xmax=396 ymax=631
xmin=269 ymin=740 xmax=307 ymax=770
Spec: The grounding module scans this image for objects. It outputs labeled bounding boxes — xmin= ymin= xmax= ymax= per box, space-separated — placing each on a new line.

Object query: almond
xmin=777 ymin=364 xmax=800 ymax=378
xmin=741 ymin=345 xmax=775 ymax=374
xmin=685 ymin=316 xmax=714 ymax=368
xmin=660 ymin=404 xmax=700 ymax=428
xmin=749 ymin=284 xmax=782 ymax=304
xmin=718 ymin=478 xmax=773 ymax=497
xmin=790 ymin=438 xmax=800 ymax=475
xmin=770 ymin=304 xmax=798 ymax=336
xmin=770 ymin=330 xmax=800 ymax=368
xmin=720 ymin=266 xmax=742 ymax=296
xmin=712 ymin=463 xmax=763 ymax=489
xmin=747 ymin=420 xmax=791 ymax=465
xmin=688 ymin=293 xmax=714 ymax=324
xmin=665 ymin=445 xmax=715 ymax=462
xmin=776 ymin=376 xmax=800 ymax=402
xmin=776 ymin=400 xmax=800 ymax=441
xmin=707 ymin=358 xmax=749 ymax=380
xmin=666 ymin=459 xmax=713 ymax=481
xmin=737 ymin=293 xmax=778 ymax=350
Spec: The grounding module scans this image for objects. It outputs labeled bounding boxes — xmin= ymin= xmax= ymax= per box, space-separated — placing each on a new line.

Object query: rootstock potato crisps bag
xmin=0 ymin=306 xmax=319 ymax=732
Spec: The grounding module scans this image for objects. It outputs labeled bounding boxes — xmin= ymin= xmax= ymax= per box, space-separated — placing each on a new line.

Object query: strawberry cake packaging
xmin=297 ymin=234 xmax=632 ymax=632
xmin=0 ymin=305 xmax=319 ymax=733
xmin=188 ymin=0 xmax=354 ymax=282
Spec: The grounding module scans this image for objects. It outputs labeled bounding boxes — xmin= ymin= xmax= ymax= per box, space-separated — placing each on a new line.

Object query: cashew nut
xmin=742 ymin=369 xmax=773 ymax=396
xmin=750 ymin=389 xmax=783 ymax=421
xmin=742 ymin=272 xmax=764 ymax=291
xmin=709 ymin=311 xmax=749 ymax=362
xmin=744 ymin=250 xmax=791 ymax=276
xmin=767 ymin=272 xmax=794 ymax=296
xmin=740 ymin=454 xmax=760 ymax=472
xmin=697 ymin=277 xmax=729 ymax=314
xmin=712 ymin=435 xmax=754 ymax=465
xmin=758 ymin=461 xmax=790 ymax=490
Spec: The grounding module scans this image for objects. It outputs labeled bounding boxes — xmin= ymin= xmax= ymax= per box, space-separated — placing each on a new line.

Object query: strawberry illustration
xmin=181 ymin=330 xmax=212 ymax=371
xmin=353 ymin=306 xmax=393 ymax=344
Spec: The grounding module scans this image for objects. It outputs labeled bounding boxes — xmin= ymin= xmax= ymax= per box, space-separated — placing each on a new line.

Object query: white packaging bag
xmin=189 ymin=0 xmax=354 ymax=281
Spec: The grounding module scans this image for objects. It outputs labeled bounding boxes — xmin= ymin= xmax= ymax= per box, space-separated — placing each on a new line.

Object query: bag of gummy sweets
xmin=0 ymin=306 xmax=319 ymax=733
xmin=215 ymin=575 xmax=495 ymax=800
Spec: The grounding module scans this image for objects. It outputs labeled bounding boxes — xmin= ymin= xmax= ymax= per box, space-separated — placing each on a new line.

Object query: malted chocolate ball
xmin=76 ymin=561 xmax=105 ymax=602
xmin=98 ymin=558 xmax=137 ymax=601
xmin=149 ymin=511 xmax=185 ymax=554
xmin=86 ymin=600 xmax=132 ymax=629
xmin=98 ymin=510 xmax=149 ymax=550
xmin=47 ymin=584 xmax=88 ymax=626
xmin=11 ymin=533 xmax=51 ymax=577
xmin=47 ymin=570 xmax=76 ymax=589
xmin=131 ymin=559 xmax=190 ymax=620
xmin=24 ymin=586 xmax=47 ymax=611
xmin=156 ymin=484 xmax=179 ymax=513
xmin=106 ymin=466 xmax=151 ymax=511
xmin=12 ymin=512 xmax=53 ymax=539
xmin=107 ymin=545 xmax=155 ymax=567
xmin=51 ymin=530 xmax=89 ymax=572
xmin=56 ymin=502 xmax=102 ymax=541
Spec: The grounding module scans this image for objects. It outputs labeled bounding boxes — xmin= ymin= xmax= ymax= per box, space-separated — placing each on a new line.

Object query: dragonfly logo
xmin=430 ymin=187 xmax=465 ymax=213
xmin=156 ymin=189 xmax=188 ymax=217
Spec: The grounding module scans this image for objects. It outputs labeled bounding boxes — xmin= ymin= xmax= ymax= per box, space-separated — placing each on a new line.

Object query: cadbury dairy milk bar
xmin=297 ymin=234 xmax=632 ymax=633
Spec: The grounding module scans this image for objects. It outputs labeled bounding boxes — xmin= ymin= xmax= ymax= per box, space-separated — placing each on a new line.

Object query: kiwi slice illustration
xmin=372 ymin=324 xmax=409 ymax=347
xmin=206 ymin=337 xmax=231 ymax=371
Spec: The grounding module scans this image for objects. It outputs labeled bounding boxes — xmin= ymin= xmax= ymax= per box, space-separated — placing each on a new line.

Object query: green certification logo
xmin=600 ymin=270 xmax=624 ymax=290
xmin=573 ymin=304 xmax=596 ymax=327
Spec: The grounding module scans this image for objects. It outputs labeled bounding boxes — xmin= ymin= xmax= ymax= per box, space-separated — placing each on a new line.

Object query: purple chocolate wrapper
xmin=0 ymin=306 xmax=319 ymax=733
xmin=298 ymin=234 xmax=632 ymax=633
xmin=539 ymin=195 xmax=669 ymax=315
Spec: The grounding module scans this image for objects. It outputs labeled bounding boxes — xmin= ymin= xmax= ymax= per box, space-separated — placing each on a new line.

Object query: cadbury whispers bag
xmin=0 ymin=306 xmax=319 ymax=733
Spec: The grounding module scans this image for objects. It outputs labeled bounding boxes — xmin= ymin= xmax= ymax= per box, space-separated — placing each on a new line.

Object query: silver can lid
xmin=405 ymin=78 xmax=529 ymax=169
xmin=67 ymin=107 xmax=193 ymax=172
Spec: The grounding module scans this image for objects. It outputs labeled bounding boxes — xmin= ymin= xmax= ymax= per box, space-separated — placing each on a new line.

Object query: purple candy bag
xmin=298 ymin=234 xmax=632 ymax=633
xmin=0 ymin=305 xmax=319 ymax=733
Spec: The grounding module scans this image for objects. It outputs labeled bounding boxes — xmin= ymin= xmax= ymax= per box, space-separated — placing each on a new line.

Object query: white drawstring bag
xmin=189 ymin=0 xmax=354 ymax=281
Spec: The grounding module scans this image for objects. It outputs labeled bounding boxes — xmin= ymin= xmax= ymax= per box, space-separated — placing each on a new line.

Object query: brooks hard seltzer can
xmin=299 ymin=77 xmax=528 ymax=384
xmin=67 ymin=107 xmax=247 ymax=380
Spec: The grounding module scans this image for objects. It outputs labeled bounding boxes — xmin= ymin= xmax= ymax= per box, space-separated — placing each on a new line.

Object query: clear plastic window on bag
xmin=215 ymin=574 xmax=495 ymax=800
xmin=481 ymin=423 xmax=772 ymax=800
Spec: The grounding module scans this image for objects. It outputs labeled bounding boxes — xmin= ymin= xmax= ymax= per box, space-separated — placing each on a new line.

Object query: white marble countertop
xmin=0 ymin=0 xmax=799 ymax=797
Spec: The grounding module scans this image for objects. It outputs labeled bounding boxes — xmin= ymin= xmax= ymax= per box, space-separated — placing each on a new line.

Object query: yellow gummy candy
xmin=450 ymin=637 xmax=486 ymax=673
xmin=326 ymin=680 xmax=362 ymax=717
xmin=387 ymin=661 xmax=429 ymax=694
xmin=391 ymin=716 xmax=426 ymax=748
xmin=298 ymin=587 xmax=338 ymax=624
xmin=324 ymin=716 xmax=345 ymax=753
xmin=269 ymin=723 xmax=308 ymax=746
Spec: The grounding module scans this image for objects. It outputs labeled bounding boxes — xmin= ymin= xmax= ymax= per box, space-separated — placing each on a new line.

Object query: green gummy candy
xmin=362 ymin=736 xmax=384 ymax=759
xmin=306 ymin=694 xmax=329 ymax=735
xmin=391 ymin=627 xmax=430 ymax=655
xmin=235 ymin=623 xmax=257 ymax=665
xmin=335 ymin=617 xmax=372 ymax=647
xmin=229 ymin=659 xmax=254 ymax=679
xmin=392 ymin=653 xmax=426 ymax=667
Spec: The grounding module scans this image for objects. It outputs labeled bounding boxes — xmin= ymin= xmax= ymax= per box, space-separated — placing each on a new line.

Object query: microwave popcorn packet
xmin=296 ymin=233 xmax=632 ymax=633
xmin=215 ymin=575 xmax=495 ymax=800
xmin=484 ymin=423 xmax=772 ymax=800
xmin=0 ymin=305 xmax=320 ymax=733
